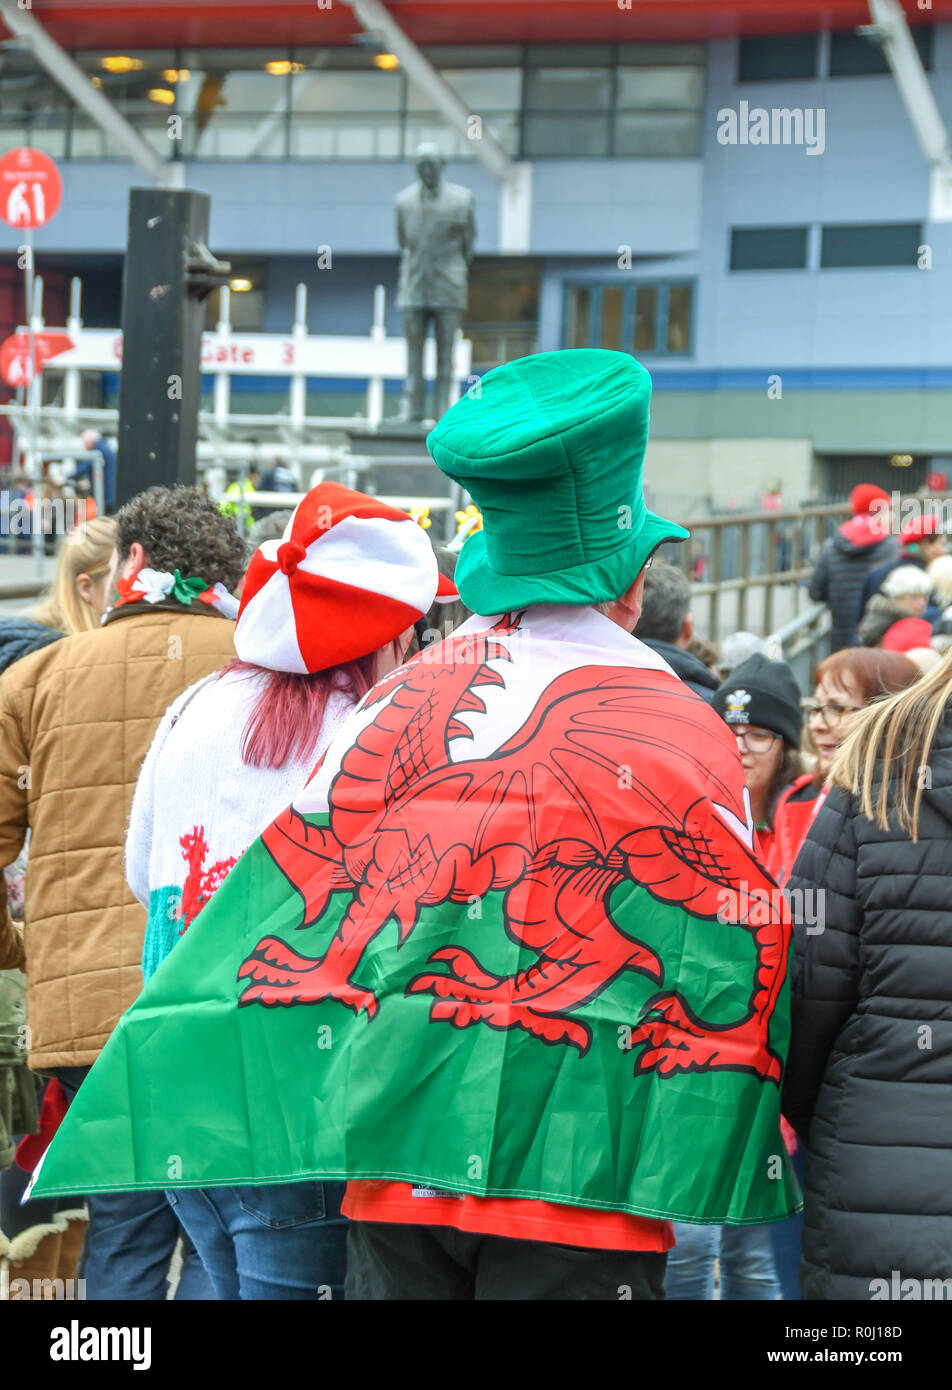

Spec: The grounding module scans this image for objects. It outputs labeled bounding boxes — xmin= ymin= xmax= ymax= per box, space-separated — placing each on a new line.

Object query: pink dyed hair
xmin=220 ymin=655 xmax=378 ymax=770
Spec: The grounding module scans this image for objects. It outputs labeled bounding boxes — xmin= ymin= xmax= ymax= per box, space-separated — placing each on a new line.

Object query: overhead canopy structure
xmin=2 ymin=0 xmax=950 ymax=49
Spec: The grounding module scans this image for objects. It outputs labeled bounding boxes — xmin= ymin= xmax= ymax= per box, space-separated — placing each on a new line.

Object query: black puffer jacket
xmin=808 ymin=521 xmax=898 ymax=651
xmin=783 ymin=713 xmax=952 ymax=1300
xmin=0 ymin=617 xmax=60 ymax=677
xmin=640 ymin=638 xmax=719 ymax=702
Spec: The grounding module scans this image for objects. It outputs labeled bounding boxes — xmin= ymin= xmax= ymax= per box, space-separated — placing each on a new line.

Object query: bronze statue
xmin=395 ymin=143 xmax=476 ymax=422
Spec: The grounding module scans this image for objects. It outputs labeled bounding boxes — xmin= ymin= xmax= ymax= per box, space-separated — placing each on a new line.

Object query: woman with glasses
xmin=711 ymin=653 xmax=804 ymax=880
xmin=783 ymin=644 xmax=952 ymax=1299
xmin=665 ymin=652 xmax=803 ymax=1302
xmin=770 ymin=648 xmax=919 ymax=887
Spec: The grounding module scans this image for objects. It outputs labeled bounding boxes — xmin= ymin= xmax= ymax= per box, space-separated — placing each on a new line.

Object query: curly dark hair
xmin=115 ymin=486 xmax=247 ymax=592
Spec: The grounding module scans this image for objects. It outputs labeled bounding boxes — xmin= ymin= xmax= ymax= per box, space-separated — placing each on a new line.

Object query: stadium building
xmin=1 ymin=0 xmax=952 ymax=511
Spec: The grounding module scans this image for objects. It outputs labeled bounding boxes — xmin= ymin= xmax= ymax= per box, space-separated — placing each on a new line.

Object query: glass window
xmin=465 ymin=258 xmax=542 ymax=369
xmin=614 ymin=111 xmax=702 ymax=157
xmin=527 ymin=45 xmax=614 ymax=66
xmin=403 ymin=120 xmax=472 ymax=159
xmin=525 ymin=68 xmax=612 ymax=112
xmin=177 ymin=49 xmax=290 ymax=159
xmin=466 ymin=258 xmax=541 ymax=324
xmin=185 ymin=114 xmax=287 ymax=160
xmin=73 ymin=50 xmax=181 ymax=132
xmin=830 ymin=25 xmax=932 ymax=76
xmin=738 ymin=35 xmax=819 ymax=82
xmin=666 ymin=285 xmax=692 ymax=352
xmin=415 ymin=68 xmax=521 ymax=111
xmin=617 ymin=43 xmax=706 ymax=66
xmin=600 ymin=286 xmax=624 ymax=349
xmin=730 ymin=226 xmax=810 ymax=271
xmin=290 ymin=52 xmax=402 ymax=158
xmin=293 ymin=69 xmax=402 ymax=113
xmin=566 ymin=288 xmax=592 ymax=349
xmin=820 ymin=223 xmax=922 ymax=268
xmin=634 ymin=286 xmax=658 ymax=352
xmin=291 ymin=116 xmax=401 ymax=159
xmin=422 ymin=46 xmax=523 ymax=68
xmin=0 ymin=56 xmax=70 ymax=160
xmin=565 ymin=283 xmax=693 ymax=357
xmin=616 ymin=67 xmax=704 ymax=110
xmin=524 ymin=114 xmax=610 ymax=157
xmin=207 ymin=283 xmax=266 ymax=331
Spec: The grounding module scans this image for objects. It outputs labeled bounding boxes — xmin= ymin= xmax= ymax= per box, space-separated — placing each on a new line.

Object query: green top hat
xmin=427 ymin=348 xmax=689 ymax=614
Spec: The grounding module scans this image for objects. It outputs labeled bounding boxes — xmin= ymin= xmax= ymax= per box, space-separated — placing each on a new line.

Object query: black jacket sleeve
xmin=781 ymin=785 xmax=861 ymax=1137
xmin=808 ymin=540 xmax=832 ymax=603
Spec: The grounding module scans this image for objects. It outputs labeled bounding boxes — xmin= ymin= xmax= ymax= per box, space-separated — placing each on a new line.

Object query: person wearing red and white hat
xmin=125 ymin=482 xmax=444 ymax=1301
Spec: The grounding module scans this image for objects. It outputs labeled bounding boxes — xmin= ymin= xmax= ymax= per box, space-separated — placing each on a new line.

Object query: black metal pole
xmin=116 ymin=187 xmax=230 ymax=505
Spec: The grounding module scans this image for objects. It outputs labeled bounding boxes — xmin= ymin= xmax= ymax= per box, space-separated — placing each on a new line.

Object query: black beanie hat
xmin=712 ymin=653 xmax=802 ymax=749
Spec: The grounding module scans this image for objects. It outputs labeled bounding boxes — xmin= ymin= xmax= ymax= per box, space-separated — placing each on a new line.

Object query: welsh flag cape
xmin=33 ymin=605 xmax=800 ymax=1224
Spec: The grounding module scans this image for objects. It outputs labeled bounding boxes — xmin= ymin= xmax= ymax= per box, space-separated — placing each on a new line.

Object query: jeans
xmin=665 ymin=1222 xmax=780 ymax=1300
xmin=769 ymin=1145 xmax=805 ymax=1301
xmin=53 ymin=1066 xmax=214 ymax=1301
xmin=346 ymin=1221 xmax=668 ymax=1301
xmin=167 ymin=1181 xmax=348 ymax=1301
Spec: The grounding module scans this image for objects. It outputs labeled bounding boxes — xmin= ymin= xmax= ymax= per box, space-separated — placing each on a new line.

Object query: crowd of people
xmin=0 ymin=349 xmax=950 ymax=1302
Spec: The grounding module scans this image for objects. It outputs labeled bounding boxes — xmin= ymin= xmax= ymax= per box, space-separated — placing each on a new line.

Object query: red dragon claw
xmin=417 ymin=991 xmax=591 ymax=1054
xmin=423 ymin=947 xmax=501 ymax=988
xmin=237 ymin=936 xmax=378 ymax=1016
xmin=629 ymin=992 xmax=781 ymax=1083
xmin=407 ymin=958 xmax=592 ymax=1054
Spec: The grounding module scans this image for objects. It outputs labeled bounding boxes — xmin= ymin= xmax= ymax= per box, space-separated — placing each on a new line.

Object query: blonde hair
xmin=830 ymin=644 xmax=952 ymax=840
xmin=34 ymin=517 xmax=117 ymax=635
xmin=928 ymin=554 xmax=952 ymax=607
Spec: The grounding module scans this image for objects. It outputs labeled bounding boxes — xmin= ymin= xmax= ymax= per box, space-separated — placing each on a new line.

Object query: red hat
xmin=881 ymin=617 xmax=932 ymax=652
xmin=899 ymin=513 xmax=942 ymax=544
xmin=850 ymin=483 xmax=890 ymax=516
xmin=235 ymin=482 xmax=439 ymax=673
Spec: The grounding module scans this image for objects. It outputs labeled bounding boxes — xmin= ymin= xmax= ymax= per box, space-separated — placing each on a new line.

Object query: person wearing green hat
xmin=430 ymin=349 xmax=688 ymax=613
xmin=335 ymin=350 xmax=796 ymax=1299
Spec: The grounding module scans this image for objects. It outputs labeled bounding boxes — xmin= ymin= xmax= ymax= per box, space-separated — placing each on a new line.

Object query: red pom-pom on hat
xmin=277 ymin=540 xmax=307 ymax=575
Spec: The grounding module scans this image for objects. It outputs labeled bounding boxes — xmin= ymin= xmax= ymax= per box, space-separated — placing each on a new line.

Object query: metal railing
xmin=664 ymin=502 xmax=853 ymax=643
xmin=766 ymin=604 xmax=832 ymax=695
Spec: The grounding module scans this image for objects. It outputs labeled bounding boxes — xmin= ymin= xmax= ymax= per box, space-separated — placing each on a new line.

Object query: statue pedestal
xmin=343 ymin=422 xmax=459 ymax=539
xmin=345 ymin=421 xmax=430 ymax=458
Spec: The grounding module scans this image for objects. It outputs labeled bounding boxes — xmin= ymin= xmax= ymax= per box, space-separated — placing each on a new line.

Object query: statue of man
xmin=395 ymin=143 xmax=476 ymax=422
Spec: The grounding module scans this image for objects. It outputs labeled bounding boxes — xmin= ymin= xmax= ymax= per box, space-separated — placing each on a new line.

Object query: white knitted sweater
xmin=126 ymin=666 xmax=357 ymax=979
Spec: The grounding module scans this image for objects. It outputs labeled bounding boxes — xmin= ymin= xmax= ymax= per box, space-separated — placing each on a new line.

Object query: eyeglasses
xmin=733 ymin=727 xmax=782 ymax=754
xmin=803 ymin=702 xmax=862 ymax=728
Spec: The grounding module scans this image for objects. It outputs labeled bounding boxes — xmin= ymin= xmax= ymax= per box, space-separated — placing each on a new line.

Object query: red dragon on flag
xmin=239 ymin=615 xmax=788 ymax=1085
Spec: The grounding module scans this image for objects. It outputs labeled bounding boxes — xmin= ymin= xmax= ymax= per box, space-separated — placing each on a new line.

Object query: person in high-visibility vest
xmin=218 ymin=468 xmax=260 ymax=531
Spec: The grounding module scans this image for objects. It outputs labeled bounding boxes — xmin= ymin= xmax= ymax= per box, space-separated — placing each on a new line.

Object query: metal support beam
xmin=0 ymin=0 xmax=175 ymax=187
xmin=346 ymin=0 xmax=513 ymax=183
xmin=863 ymin=1 xmax=952 ymax=220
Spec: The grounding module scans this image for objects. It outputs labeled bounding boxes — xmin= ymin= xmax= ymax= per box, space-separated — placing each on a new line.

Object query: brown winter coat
xmin=0 ymin=605 xmax=235 ymax=1069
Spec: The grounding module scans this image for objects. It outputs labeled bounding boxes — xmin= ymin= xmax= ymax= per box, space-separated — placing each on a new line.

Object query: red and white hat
xmin=235 ymin=483 xmax=441 ymax=673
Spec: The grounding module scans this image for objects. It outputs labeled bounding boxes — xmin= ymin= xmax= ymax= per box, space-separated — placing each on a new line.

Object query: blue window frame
xmin=562 ymin=280 xmax=695 ymax=357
